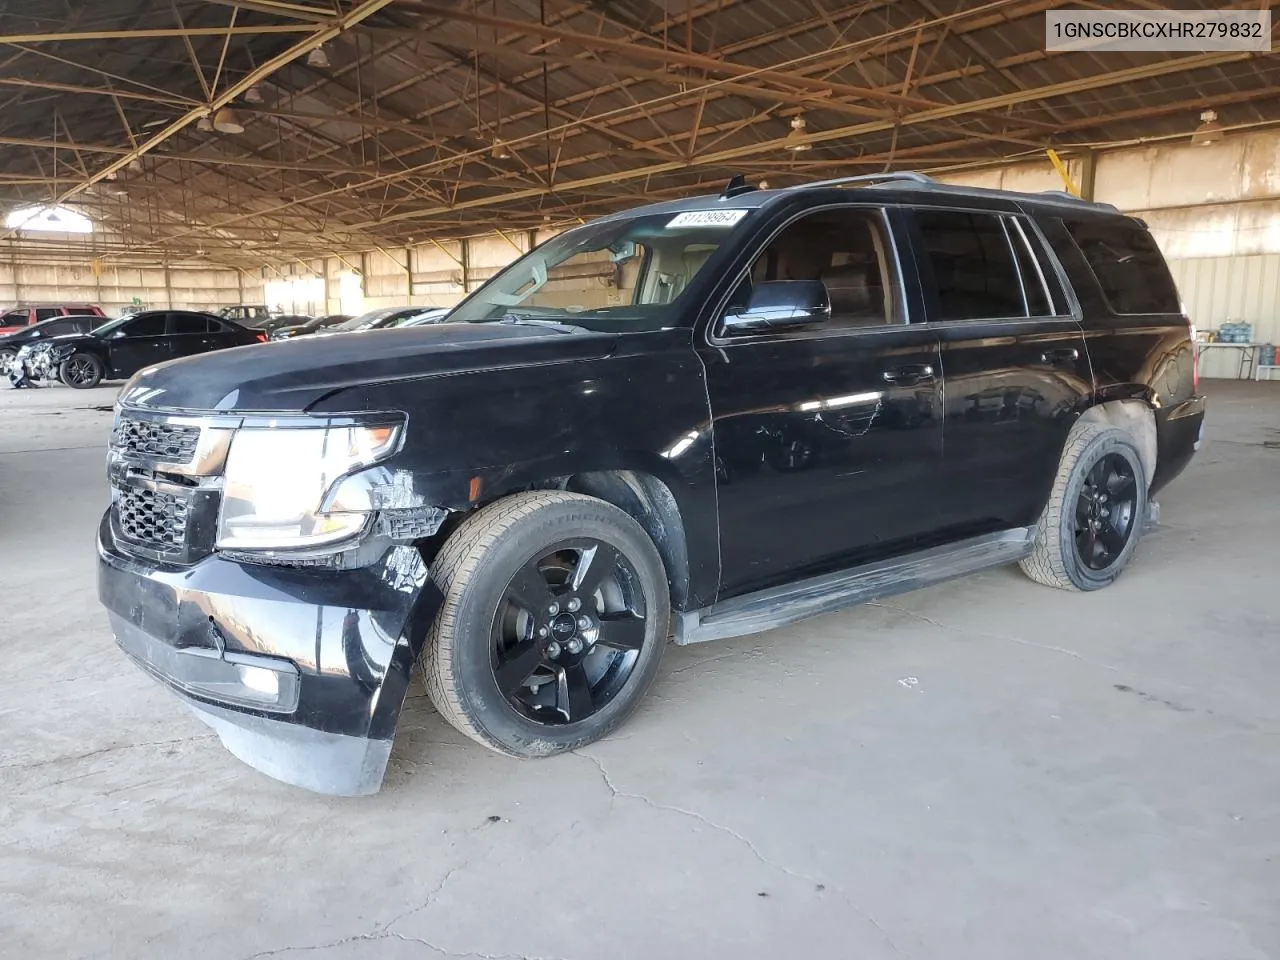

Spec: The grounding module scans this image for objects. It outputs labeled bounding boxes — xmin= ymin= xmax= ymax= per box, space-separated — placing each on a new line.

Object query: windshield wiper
xmin=498 ymin=313 xmax=580 ymax=334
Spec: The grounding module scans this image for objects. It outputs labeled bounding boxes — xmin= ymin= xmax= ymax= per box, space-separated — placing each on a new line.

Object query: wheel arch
xmin=561 ymin=470 xmax=692 ymax=611
xmin=409 ymin=455 xmax=707 ymax=612
xmin=1077 ymin=395 xmax=1157 ymax=488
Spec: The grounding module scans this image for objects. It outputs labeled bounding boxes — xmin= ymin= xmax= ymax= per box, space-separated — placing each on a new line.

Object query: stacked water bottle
xmin=1262 ymin=343 xmax=1277 ymax=367
xmin=1216 ymin=321 xmax=1254 ymax=343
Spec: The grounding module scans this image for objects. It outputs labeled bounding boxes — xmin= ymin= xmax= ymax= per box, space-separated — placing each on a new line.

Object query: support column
xmin=460 ymin=238 xmax=470 ymax=293
xmin=1078 ymin=149 xmax=1098 ymax=202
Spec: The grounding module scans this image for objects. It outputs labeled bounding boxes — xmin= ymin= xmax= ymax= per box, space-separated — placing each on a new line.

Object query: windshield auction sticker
xmin=666 ymin=210 xmax=749 ymax=228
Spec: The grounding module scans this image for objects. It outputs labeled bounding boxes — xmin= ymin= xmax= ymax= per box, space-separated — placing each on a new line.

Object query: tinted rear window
xmin=1063 ymin=219 xmax=1179 ymax=315
xmin=914 ymin=210 xmax=1025 ymax=321
xmin=170 ymin=314 xmax=211 ymax=334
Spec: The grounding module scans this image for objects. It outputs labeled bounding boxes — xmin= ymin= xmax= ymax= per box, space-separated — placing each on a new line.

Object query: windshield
xmin=332 ymin=307 xmax=404 ymax=332
xmin=446 ymin=209 xmax=752 ymax=331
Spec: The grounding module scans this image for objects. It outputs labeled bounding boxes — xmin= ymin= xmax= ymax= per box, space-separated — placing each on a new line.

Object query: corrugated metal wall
xmin=1168 ymin=255 xmax=1280 ymax=379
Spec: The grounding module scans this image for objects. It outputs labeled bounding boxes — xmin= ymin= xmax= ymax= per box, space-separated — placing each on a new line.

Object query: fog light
xmin=236 ymin=664 xmax=280 ymax=698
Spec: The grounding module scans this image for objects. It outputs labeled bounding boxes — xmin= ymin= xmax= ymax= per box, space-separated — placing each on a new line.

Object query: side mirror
xmin=722 ymin=280 xmax=830 ymax=334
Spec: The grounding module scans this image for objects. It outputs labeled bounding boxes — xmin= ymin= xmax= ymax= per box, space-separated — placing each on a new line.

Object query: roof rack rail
xmin=1039 ymin=189 xmax=1089 ymax=203
xmin=799 ymin=171 xmax=937 ymax=190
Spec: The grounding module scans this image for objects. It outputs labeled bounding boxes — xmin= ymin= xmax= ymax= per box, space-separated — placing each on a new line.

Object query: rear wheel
xmin=59 ymin=352 xmax=103 ymax=388
xmin=421 ymin=491 xmax=670 ymax=758
xmin=1020 ymin=422 xmax=1148 ymax=591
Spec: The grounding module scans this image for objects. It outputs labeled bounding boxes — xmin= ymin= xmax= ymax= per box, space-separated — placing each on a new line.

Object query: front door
xmin=905 ymin=208 xmax=1094 ymax=533
xmin=698 ymin=206 xmax=944 ymax=600
xmin=108 ymin=313 xmax=171 ymax=377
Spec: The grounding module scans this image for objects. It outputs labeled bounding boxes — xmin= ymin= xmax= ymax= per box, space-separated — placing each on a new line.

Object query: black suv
xmin=97 ymin=173 xmax=1205 ymax=795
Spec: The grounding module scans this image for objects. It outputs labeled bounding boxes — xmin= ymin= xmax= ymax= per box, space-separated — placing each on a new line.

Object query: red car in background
xmin=0 ymin=303 xmax=106 ymax=334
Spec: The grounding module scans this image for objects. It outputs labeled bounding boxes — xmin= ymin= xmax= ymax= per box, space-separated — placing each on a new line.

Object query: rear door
xmin=167 ymin=312 xmax=216 ymax=360
xmin=906 ymin=207 xmax=1093 ymax=533
xmin=698 ymin=205 xmax=945 ymax=598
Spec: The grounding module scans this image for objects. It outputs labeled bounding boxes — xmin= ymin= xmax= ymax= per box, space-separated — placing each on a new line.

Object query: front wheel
xmin=421 ymin=491 xmax=670 ymax=758
xmin=1020 ymin=422 xmax=1148 ymax=591
xmin=59 ymin=352 xmax=103 ymax=388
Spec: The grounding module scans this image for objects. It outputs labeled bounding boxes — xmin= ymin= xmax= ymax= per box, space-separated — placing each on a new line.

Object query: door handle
xmin=1040 ymin=347 xmax=1080 ymax=364
xmin=882 ymin=363 xmax=935 ymax=385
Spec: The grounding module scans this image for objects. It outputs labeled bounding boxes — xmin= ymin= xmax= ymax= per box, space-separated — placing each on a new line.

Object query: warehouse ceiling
xmin=1 ymin=0 xmax=1278 ymax=268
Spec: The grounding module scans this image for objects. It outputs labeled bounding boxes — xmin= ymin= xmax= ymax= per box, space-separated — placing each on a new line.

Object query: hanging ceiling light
xmin=784 ymin=114 xmax=813 ymax=152
xmin=306 ymin=45 xmax=330 ymax=68
xmin=758 ymin=179 xmax=771 ymax=190
xmin=1191 ymin=109 xmax=1224 ymax=146
xmin=196 ymin=115 xmax=213 ymax=132
xmin=490 ymin=137 xmax=512 ymax=160
xmin=244 ymin=84 xmax=264 ymax=104
xmin=212 ymin=107 xmax=245 ymax=134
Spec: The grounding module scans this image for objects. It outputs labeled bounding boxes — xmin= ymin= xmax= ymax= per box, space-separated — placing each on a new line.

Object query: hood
xmin=120 ymin=321 xmax=618 ymax=413
xmin=31 ymin=332 xmax=97 ymax=351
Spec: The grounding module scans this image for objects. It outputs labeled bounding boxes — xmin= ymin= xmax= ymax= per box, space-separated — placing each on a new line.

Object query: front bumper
xmin=98 ymin=513 xmax=443 ymax=795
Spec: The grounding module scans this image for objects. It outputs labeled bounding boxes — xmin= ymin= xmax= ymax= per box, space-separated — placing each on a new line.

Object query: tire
xmin=1020 ymin=421 xmax=1148 ymax=591
xmin=421 ymin=490 xmax=671 ymax=758
xmin=59 ymin=352 xmax=103 ymax=388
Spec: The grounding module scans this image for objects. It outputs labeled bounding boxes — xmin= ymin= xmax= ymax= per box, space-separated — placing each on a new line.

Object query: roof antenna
xmin=720 ymin=174 xmax=758 ymax=200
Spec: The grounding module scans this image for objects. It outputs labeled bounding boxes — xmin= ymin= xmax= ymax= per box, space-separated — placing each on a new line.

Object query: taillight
xmin=1189 ymin=320 xmax=1200 ymax=392
xmin=255 ymin=332 xmax=267 ymax=343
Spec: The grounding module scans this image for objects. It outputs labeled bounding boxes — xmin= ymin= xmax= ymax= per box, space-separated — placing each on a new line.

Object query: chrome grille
xmin=116 ymin=486 xmax=191 ymax=551
xmin=114 ymin=418 xmax=200 ymax=465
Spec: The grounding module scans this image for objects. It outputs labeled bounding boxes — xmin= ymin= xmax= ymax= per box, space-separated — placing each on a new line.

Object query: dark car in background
xmin=0 ymin=314 xmax=101 ymax=368
xmin=322 ymin=305 xmax=439 ymax=335
xmin=39 ymin=309 xmax=265 ymax=388
xmin=1 ymin=303 xmax=106 ymax=335
xmin=98 ymin=172 xmax=1204 ymax=795
xmin=269 ymin=314 xmax=352 ymax=340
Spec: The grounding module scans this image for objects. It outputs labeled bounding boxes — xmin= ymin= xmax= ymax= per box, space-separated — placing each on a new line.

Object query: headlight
xmin=216 ymin=421 xmax=402 ymax=553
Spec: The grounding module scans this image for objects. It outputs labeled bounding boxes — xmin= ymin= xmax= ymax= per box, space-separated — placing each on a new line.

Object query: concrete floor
xmin=1 ymin=379 xmax=1277 ymax=960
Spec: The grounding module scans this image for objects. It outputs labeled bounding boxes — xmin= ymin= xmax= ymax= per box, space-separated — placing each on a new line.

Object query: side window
xmin=123 ymin=315 xmax=167 ymax=337
xmin=914 ymin=210 xmax=1025 ymax=321
xmin=35 ymin=307 xmax=61 ymax=322
xmin=169 ymin=313 xmax=210 ymax=335
xmin=42 ymin=318 xmax=73 ymax=335
xmin=726 ymin=208 xmax=894 ymax=332
xmin=1062 ymin=219 xmax=1179 ymax=315
xmin=3 ymin=311 xmax=30 ymax=326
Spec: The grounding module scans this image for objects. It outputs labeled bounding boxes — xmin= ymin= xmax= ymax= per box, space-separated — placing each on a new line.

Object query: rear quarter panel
xmin=1036 ymin=214 xmax=1200 ymax=494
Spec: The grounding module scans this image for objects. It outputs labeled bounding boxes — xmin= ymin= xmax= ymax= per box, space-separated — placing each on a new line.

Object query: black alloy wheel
xmin=492 ymin=539 xmax=648 ymax=725
xmin=1073 ymin=452 xmax=1137 ymax=571
xmin=61 ymin=353 xmax=102 ymax=388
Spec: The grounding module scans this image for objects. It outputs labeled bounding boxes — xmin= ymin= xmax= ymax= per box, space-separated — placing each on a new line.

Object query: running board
xmin=674 ymin=527 xmax=1036 ymax=645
